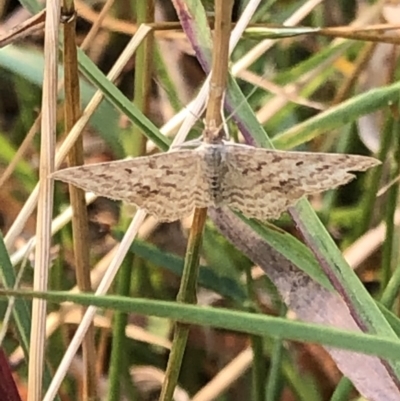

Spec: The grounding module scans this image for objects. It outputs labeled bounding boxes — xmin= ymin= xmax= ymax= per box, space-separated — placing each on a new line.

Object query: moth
xmin=52 ymin=142 xmax=380 ymax=222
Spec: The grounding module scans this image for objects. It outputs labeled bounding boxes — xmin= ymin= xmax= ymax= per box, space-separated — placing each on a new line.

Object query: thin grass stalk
xmin=265 ymin=336 xmax=284 ymax=401
xmin=27 ymin=1 xmax=60 ymax=399
xmin=356 ymin=110 xmax=394 ymax=237
xmin=0 ymin=115 xmax=41 ymax=188
xmin=265 ymin=303 xmax=286 ymax=401
xmin=128 ymin=0 xmax=154 ymax=157
xmin=381 ymin=154 xmax=398 ymax=290
xmin=244 ymin=266 xmax=266 ymax=401
xmin=158 ymin=208 xmax=207 ymax=401
xmin=381 ymin=110 xmax=400 ymax=297
xmin=250 ymin=336 xmax=266 ymax=401
xmin=96 ymin=309 xmax=113 ymax=377
xmin=107 ymin=254 xmax=136 ymax=401
xmin=153 ymin=46 xmax=184 ymax=113
xmin=62 ymin=1 xmax=98 ymax=399
xmin=79 ymin=0 xmax=116 ymax=50
xmin=329 ymin=378 xmax=354 ymax=401
xmin=0 ymin=8 xmax=45 ymax=47
xmin=318 ymin=26 xmax=400 ymax=45
xmin=0 ymin=234 xmax=31 ymax=356
xmin=381 ymin=239 xmax=400 ymax=309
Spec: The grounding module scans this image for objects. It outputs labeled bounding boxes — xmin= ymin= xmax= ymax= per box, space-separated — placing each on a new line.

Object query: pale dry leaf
xmin=52 ymin=143 xmax=380 ymax=222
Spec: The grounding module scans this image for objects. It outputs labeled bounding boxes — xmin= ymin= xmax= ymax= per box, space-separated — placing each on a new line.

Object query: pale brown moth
xmin=52 ymin=141 xmax=380 ymax=222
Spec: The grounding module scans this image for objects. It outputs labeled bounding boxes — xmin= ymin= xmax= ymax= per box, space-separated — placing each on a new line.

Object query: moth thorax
xmin=203 ymin=145 xmax=227 ymax=203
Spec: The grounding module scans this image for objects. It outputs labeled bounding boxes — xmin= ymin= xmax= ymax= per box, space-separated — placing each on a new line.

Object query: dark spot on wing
xmin=136 ymin=185 xmax=159 ymax=196
xmin=295 ymin=161 xmax=304 ymax=166
xmin=279 ymin=178 xmax=297 ymax=187
xmin=161 ymin=182 xmax=179 ymax=188
xmin=125 ymin=168 xmax=133 ymax=174
xmin=255 ymin=162 xmax=267 ymax=172
xmin=315 ymin=164 xmax=331 ymax=172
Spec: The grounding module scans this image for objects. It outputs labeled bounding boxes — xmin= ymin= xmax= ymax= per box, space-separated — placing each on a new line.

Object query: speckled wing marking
xmin=221 ymin=144 xmax=380 ymax=220
xmin=52 ymin=150 xmax=211 ymax=222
